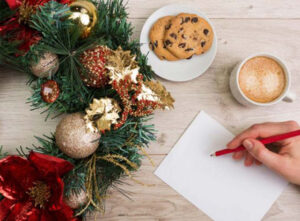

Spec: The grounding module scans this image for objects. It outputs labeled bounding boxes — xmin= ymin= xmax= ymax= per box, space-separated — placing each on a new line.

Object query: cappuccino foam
xmin=238 ymin=56 xmax=286 ymax=103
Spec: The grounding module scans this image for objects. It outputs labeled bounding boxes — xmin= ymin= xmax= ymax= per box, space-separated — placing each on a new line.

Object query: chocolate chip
xmin=178 ymin=43 xmax=186 ymax=48
xmin=154 ymin=40 xmax=158 ymax=48
xmin=164 ymin=40 xmax=172 ymax=47
xmin=165 ymin=24 xmax=172 ymax=30
xmin=180 ymin=17 xmax=184 ymax=25
xmin=170 ymin=33 xmax=177 ymax=39
xmin=162 ymin=56 xmax=166 ymax=59
xmin=185 ymin=48 xmax=194 ymax=52
xmin=203 ymin=29 xmax=209 ymax=35
xmin=180 ymin=17 xmax=190 ymax=24
xmin=178 ymin=27 xmax=184 ymax=33
xmin=186 ymin=55 xmax=193 ymax=59
xmin=149 ymin=42 xmax=154 ymax=50
xmin=193 ymin=37 xmax=198 ymax=41
xmin=201 ymin=41 xmax=206 ymax=47
xmin=182 ymin=34 xmax=187 ymax=39
xmin=191 ymin=17 xmax=198 ymax=23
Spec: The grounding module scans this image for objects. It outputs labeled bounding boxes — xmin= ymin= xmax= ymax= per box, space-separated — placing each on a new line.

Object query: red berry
xmin=40 ymin=80 xmax=60 ymax=103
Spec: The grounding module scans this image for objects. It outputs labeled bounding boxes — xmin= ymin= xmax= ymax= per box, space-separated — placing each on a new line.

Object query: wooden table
xmin=1 ymin=0 xmax=300 ymax=220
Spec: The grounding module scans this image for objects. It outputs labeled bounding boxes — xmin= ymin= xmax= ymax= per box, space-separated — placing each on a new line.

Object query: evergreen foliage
xmin=1 ymin=0 xmax=154 ymax=119
xmin=0 ymin=146 xmax=8 ymax=159
xmin=18 ymin=115 xmax=155 ymax=216
xmin=0 ymin=0 xmax=158 ymax=218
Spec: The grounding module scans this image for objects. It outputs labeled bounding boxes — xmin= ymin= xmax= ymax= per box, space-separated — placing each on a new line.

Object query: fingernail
xmin=243 ymin=139 xmax=253 ymax=149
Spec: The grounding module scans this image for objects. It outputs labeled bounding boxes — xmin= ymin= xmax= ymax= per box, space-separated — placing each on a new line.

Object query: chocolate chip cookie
xmin=164 ymin=13 xmax=214 ymax=59
xmin=149 ymin=16 xmax=179 ymax=61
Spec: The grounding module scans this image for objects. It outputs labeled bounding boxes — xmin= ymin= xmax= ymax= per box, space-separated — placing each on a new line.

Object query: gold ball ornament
xmin=69 ymin=0 xmax=97 ymax=38
xmin=30 ymin=52 xmax=59 ymax=78
xmin=64 ymin=189 xmax=87 ymax=209
xmin=55 ymin=112 xmax=101 ymax=159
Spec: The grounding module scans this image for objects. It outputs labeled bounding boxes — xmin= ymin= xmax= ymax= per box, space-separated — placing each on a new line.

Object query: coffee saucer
xmin=140 ymin=4 xmax=217 ymax=82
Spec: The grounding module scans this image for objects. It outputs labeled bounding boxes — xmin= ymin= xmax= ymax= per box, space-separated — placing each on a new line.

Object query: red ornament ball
xmin=40 ymin=80 xmax=60 ymax=103
xmin=79 ymin=45 xmax=112 ymax=88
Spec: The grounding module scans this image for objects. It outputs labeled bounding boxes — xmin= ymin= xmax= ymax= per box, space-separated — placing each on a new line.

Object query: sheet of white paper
xmin=155 ymin=111 xmax=288 ymax=221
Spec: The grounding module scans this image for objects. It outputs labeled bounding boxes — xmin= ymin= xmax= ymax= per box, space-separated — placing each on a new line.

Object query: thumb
xmin=242 ymin=138 xmax=285 ymax=171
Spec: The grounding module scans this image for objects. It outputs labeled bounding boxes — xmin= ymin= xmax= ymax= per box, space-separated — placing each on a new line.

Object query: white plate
xmin=140 ymin=4 xmax=217 ymax=82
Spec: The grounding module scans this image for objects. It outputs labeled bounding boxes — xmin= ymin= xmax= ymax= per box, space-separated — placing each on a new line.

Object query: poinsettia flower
xmin=0 ymin=151 xmax=78 ymax=221
xmin=0 ymin=0 xmax=71 ymax=54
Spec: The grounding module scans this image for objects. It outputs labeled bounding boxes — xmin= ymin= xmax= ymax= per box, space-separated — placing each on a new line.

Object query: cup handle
xmin=283 ymin=91 xmax=296 ymax=103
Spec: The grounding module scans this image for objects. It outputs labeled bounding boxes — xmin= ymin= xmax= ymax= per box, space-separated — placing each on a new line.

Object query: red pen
xmin=210 ymin=129 xmax=300 ymax=157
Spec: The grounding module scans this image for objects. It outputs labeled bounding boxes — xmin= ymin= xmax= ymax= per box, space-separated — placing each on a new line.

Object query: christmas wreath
xmin=0 ymin=0 xmax=174 ymax=220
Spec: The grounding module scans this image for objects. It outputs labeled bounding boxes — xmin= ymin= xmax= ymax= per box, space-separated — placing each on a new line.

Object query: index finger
xmin=227 ymin=121 xmax=299 ymax=149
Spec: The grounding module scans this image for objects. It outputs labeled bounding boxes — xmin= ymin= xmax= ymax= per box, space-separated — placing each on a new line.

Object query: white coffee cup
xmin=229 ymin=53 xmax=296 ymax=106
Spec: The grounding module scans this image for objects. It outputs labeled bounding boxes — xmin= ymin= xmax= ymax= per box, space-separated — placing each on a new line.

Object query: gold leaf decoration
xmin=138 ymin=81 xmax=175 ymax=110
xmin=84 ymin=98 xmax=121 ymax=132
xmin=105 ymin=46 xmax=140 ymax=83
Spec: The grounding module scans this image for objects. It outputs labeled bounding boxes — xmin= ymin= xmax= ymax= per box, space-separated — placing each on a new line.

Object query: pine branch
xmin=18 ymin=114 xmax=155 ymax=216
xmin=1 ymin=0 xmax=159 ymax=217
xmin=0 ymin=146 xmax=8 ymax=159
xmin=1 ymin=0 xmax=154 ymax=118
xmin=0 ymin=1 xmax=14 ymax=22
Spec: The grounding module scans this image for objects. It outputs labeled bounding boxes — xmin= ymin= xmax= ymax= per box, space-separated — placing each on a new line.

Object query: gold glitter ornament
xmin=64 ymin=189 xmax=87 ymax=209
xmin=55 ymin=112 xmax=101 ymax=159
xmin=69 ymin=0 xmax=97 ymax=38
xmin=105 ymin=47 xmax=140 ymax=83
xmin=84 ymin=98 xmax=121 ymax=132
xmin=138 ymin=81 xmax=175 ymax=110
xmin=30 ymin=52 xmax=59 ymax=78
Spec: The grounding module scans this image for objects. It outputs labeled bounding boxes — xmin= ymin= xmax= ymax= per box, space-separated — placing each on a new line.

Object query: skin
xmin=227 ymin=121 xmax=300 ymax=185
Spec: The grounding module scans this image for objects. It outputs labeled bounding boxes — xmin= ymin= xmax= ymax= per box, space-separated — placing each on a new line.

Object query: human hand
xmin=227 ymin=121 xmax=300 ymax=185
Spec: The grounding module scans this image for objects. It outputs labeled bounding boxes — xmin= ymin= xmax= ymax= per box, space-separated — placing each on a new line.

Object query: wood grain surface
xmin=1 ymin=0 xmax=300 ymax=220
